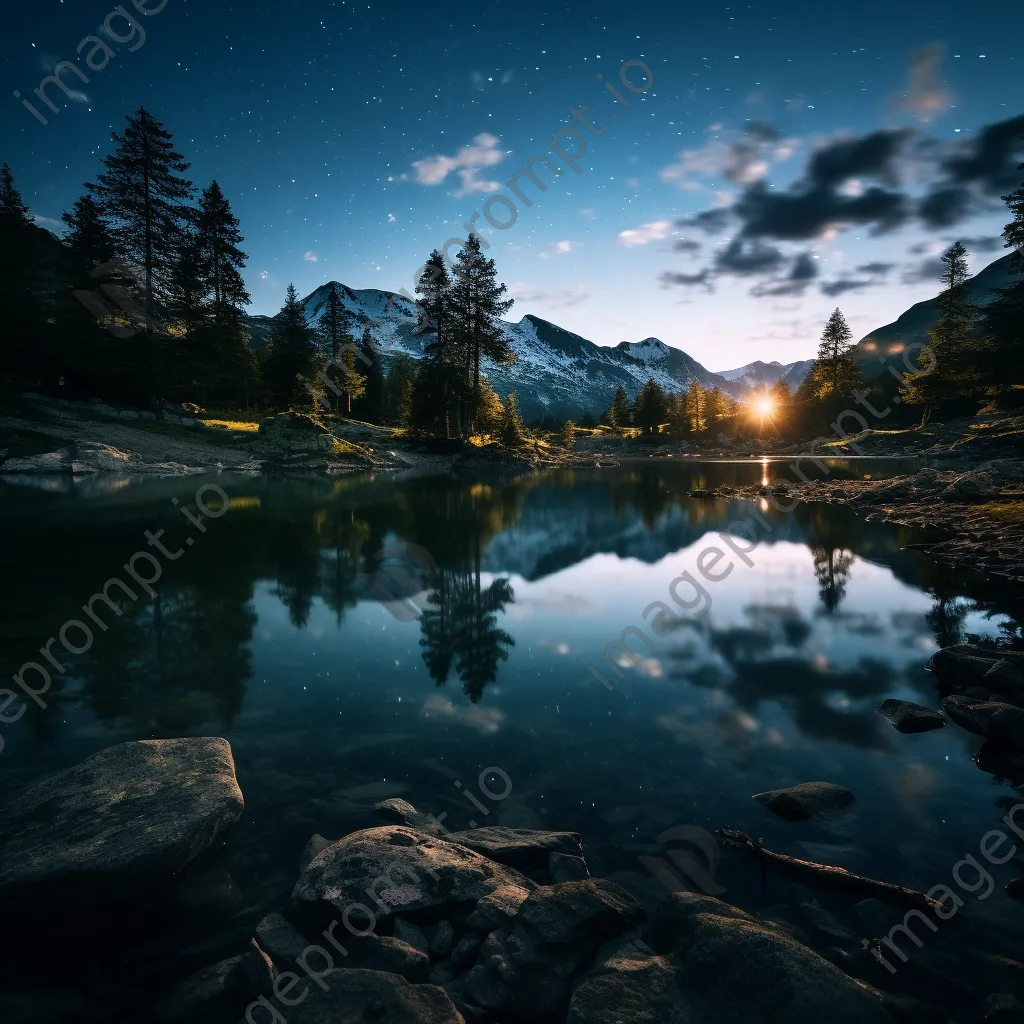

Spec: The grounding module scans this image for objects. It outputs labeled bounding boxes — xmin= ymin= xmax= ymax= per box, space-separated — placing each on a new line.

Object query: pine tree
xmin=417 ymin=251 xmax=467 ymax=437
xmin=0 ymin=162 xmax=46 ymax=389
xmin=705 ymin=384 xmax=731 ymax=424
xmin=315 ymin=283 xmax=352 ymax=363
xmin=450 ymin=235 xmax=515 ymax=433
xmin=86 ymin=108 xmax=195 ymax=405
xmin=633 ymin=378 xmax=668 ymax=435
xmin=475 ymin=380 xmax=504 ymax=436
xmin=609 ymin=386 xmax=631 ymax=429
xmin=666 ymin=393 xmax=690 ymax=439
xmin=685 ymin=382 xmax=708 ymax=433
xmin=385 ymin=354 xmax=417 ymax=426
xmin=355 ymin=326 xmax=385 ymax=423
xmin=902 ymin=242 xmax=980 ymax=421
xmin=264 ymin=284 xmax=317 ymax=408
xmin=499 ymin=393 xmax=525 ymax=448
xmin=193 ymin=181 xmax=257 ymax=406
xmin=981 ymin=157 xmax=1024 ymax=396
xmin=806 ymin=308 xmax=862 ymax=401
xmin=62 ymin=195 xmax=117 ymax=280
xmin=560 ymin=419 xmax=577 ymax=450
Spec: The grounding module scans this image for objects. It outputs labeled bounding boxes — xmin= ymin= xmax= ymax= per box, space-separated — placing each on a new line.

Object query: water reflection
xmin=0 ymin=462 xmax=1022 ymax=752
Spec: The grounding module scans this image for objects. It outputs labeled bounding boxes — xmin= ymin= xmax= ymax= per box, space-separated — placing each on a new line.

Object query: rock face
xmin=291 ymin=825 xmax=535 ymax=929
xmin=0 ymin=738 xmax=244 ymax=928
xmin=876 ymin=698 xmax=946 ymax=733
xmin=568 ymin=893 xmax=892 ymax=1023
xmin=752 ymin=781 xmax=855 ymax=822
xmin=941 ymin=696 xmax=1024 ymax=748
xmin=254 ymin=968 xmax=465 ymax=1024
xmin=445 ymin=826 xmax=584 ymax=869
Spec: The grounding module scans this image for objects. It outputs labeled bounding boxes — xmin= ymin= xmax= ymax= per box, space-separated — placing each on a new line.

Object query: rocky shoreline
xmin=693 ymin=459 xmax=1024 ymax=582
xmin=4 ymin=649 xmax=1024 ymax=1024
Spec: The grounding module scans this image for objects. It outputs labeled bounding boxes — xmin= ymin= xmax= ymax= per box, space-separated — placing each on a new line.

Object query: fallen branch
xmin=714 ymin=827 xmax=944 ymax=913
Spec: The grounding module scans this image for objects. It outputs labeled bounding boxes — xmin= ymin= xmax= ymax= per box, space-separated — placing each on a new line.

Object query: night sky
xmin=4 ymin=0 xmax=1023 ymax=369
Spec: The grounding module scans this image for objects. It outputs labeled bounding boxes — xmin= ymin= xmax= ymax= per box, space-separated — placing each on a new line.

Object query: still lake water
xmin=3 ymin=459 xmax=1024 ymax=993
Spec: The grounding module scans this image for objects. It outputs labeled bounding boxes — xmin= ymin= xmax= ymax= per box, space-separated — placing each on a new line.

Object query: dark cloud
xmin=673 ymin=239 xmax=702 ymax=255
xmin=716 ymin=238 xmax=786 ymax=275
xmin=857 ymin=261 xmax=895 ymax=276
xmin=745 ymin=121 xmax=778 ymax=143
xmin=806 ymin=129 xmax=911 ymax=188
xmin=737 ymin=182 xmax=909 ymax=240
xmin=659 ymin=269 xmax=713 ymax=290
xmin=751 ymin=251 xmax=820 ymax=297
xmin=957 ymin=235 xmax=1004 ymax=253
xmin=902 ymin=256 xmax=946 ymax=284
xmin=941 ymin=114 xmax=1024 ymax=195
xmin=820 ymin=278 xmax=876 ymax=297
xmin=678 ymin=208 xmax=733 ymax=235
xmin=919 ymin=185 xmax=973 ymax=228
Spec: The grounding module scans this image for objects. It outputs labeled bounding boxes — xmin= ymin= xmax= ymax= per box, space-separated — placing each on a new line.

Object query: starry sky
xmin=4 ymin=0 xmax=1023 ymax=370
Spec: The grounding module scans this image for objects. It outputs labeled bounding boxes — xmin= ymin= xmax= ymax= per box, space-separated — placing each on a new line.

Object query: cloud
xmin=751 ymin=251 xmax=820 ymax=297
xmin=411 ymin=133 xmax=508 ymax=196
xmin=539 ymin=240 xmax=574 ymax=258
xmin=659 ymin=269 xmax=713 ymax=290
xmin=673 ymin=239 xmax=702 ymax=255
xmin=509 ymin=283 xmax=592 ymax=308
xmin=303 ymin=251 xmax=318 ymax=262
xmin=618 ymin=220 xmax=672 ymax=247
xmin=895 ymin=44 xmax=952 ymax=123
xmin=421 ymin=694 xmax=504 ymax=735
xmin=39 ymin=53 xmax=89 ymax=104
xmin=957 ymin=236 xmax=1003 ymax=253
xmin=902 ymin=256 xmax=946 ymax=284
xmin=657 ymin=114 xmax=1024 ymax=299
xmin=659 ymin=122 xmax=799 ymax=191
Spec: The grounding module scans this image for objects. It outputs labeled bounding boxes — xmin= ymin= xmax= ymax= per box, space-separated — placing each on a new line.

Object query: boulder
xmin=153 ymin=954 xmax=245 ymax=1024
xmin=752 ymin=781 xmax=855 ymax=822
xmin=941 ymin=696 xmax=1024 ymax=748
xmin=255 ymin=912 xmax=311 ymax=966
xmin=429 ymin=920 xmax=455 ymax=958
xmin=876 ymin=698 xmax=946 ymax=733
xmin=375 ymin=797 xmax=441 ymax=833
xmin=549 ymin=852 xmax=590 ymax=882
xmin=0 ymin=738 xmax=244 ymax=928
xmin=394 ymin=917 xmax=430 ymax=957
xmin=299 ymin=834 xmax=333 ymax=871
xmin=516 ymin=879 xmax=644 ymax=945
xmin=568 ymin=892 xmax=892 ymax=1023
xmin=942 ymin=471 xmax=999 ymax=500
xmin=928 ymin=646 xmax=1008 ymax=690
xmin=985 ymin=659 xmax=1024 ymax=697
xmin=246 ymin=968 xmax=463 ymax=1024
xmin=466 ymin=883 xmax=531 ymax=931
xmin=445 ymin=826 xmax=584 ymax=869
xmin=291 ymin=825 xmax=534 ymax=930
xmin=452 ymin=880 xmax=645 ymax=1020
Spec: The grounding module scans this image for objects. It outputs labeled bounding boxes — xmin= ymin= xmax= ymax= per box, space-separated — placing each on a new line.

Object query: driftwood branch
xmin=714 ymin=827 xmax=943 ymax=913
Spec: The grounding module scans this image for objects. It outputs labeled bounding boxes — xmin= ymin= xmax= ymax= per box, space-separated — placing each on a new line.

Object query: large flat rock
xmin=569 ymin=893 xmax=892 ymax=1023
xmin=0 ymin=737 xmax=244 ymax=926
xmin=291 ymin=825 xmax=534 ymax=928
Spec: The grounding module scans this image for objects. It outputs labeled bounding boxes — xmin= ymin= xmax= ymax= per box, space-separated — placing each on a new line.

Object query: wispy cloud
xmin=509 ymin=283 xmax=592 ymax=308
xmin=539 ymin=240 xmax=575 ymax=258
xmin=618 ymin=220 xmax=672 ymax=247
xmin=304 ymin=251 xmax=318 ymax=262
xmin=894 ymin=43 xmax=952 ymax=123
xmin=411 ymin=133 xmax=508 ymax=196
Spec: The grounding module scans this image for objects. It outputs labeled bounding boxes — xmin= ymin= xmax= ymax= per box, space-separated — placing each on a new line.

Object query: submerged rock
xmin=570 ymin=894 xmax=891 ymax=1022
xmin=941 ymin=696 xmax=1024 ymax=748
xmin=0 ymin=737 xmax=244 ymax=928
xmin=876 ymin=698 xmax=946 ymax=733
xmin=752 ymin=781 xmax=855 ymax=822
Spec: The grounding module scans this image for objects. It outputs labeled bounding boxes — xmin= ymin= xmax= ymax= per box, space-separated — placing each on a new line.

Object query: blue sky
xmin=4 ymin=0 xmax=1023 ymax=369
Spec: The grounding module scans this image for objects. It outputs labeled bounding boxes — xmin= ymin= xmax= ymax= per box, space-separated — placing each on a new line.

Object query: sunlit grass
xmin=202 ymin=417 xmax=260 ymax=432
xmin=974 ymin=500 xmax=1024 ymax=525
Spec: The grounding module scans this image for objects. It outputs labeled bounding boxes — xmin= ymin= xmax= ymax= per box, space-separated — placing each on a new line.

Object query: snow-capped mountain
xmin=715 ymin=358 xmax=814 ymax=393
xmin=248 ymin=283 xmax=749 ymax=421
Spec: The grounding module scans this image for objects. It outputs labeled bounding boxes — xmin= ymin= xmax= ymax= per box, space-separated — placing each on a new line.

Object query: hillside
xmin=854 ymin=251 xmax=1019 ymax=376
xmin=247 ymin=282 xmax=748 ymax=422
